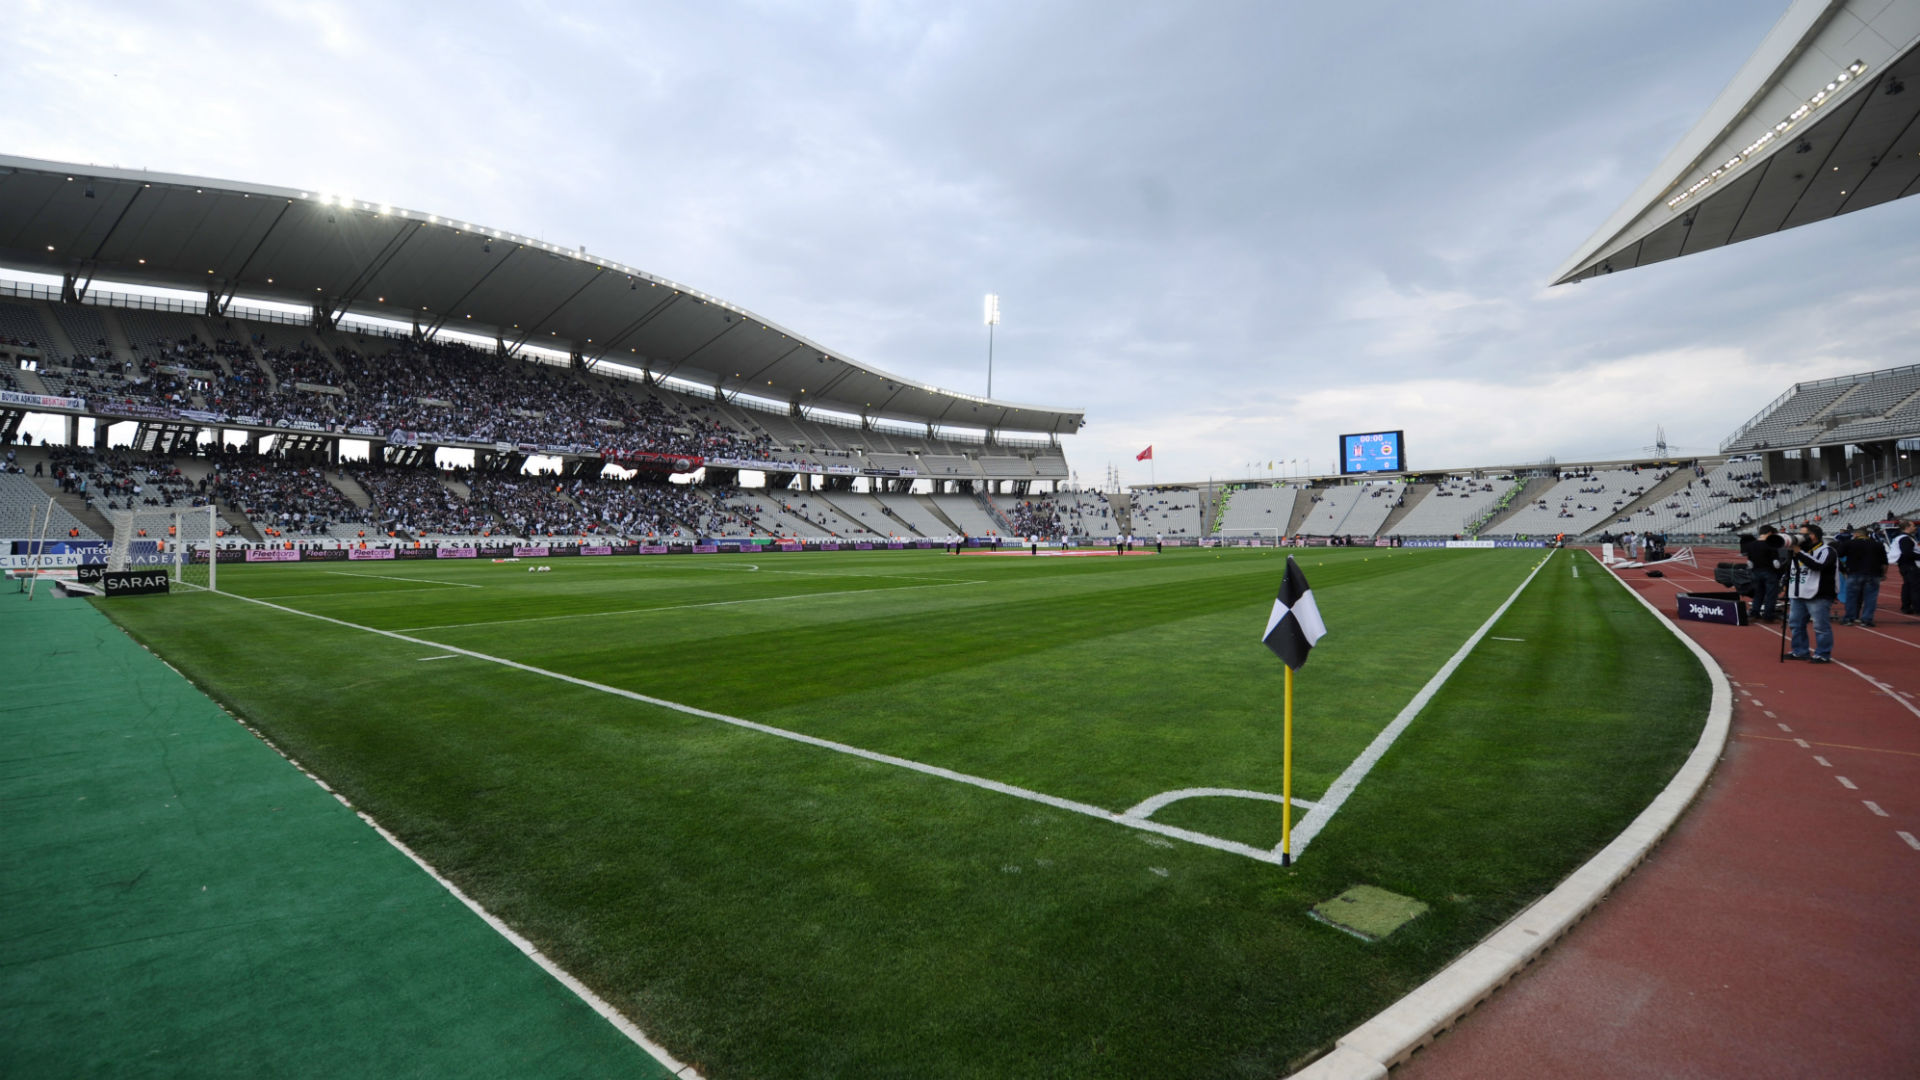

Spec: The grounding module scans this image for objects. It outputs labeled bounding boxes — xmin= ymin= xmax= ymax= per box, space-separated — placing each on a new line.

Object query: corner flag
xmin=1262 ymin=556 xmax=1326 ymax=670
xmin=1261 ymin=555 xmax=1325 ymax=866
xmin=1136 ymin=445 xmax=1153 ymax=461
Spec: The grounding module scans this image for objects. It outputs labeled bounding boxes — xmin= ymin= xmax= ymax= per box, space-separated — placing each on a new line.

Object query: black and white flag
xmin=1262 ymin=556 xmax=1326 ymax=670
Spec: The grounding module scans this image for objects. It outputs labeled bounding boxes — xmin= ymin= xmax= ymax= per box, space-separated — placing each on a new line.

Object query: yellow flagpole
xmin=1282 ymin=664 xmax=1294 ymax=866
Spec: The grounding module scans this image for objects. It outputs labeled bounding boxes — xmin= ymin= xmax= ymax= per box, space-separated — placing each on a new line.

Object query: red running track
xmin=1397 ymin=548 xmax=1920 ymax=1080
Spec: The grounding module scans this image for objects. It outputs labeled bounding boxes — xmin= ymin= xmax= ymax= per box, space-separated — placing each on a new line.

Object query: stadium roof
xmin=1553 ymin=0 xmax=1920 ymax=285
xmin=0 ymin=153 xmax=1085 ymax=436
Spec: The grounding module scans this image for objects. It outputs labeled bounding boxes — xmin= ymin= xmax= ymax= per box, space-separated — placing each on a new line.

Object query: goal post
xmin=107 ymin=504 xmax=219 ymax=592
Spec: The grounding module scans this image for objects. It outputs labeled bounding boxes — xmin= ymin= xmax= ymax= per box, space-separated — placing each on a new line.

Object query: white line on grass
xmin=1490 ymin=636 xmax=1525 ymax=642
xmin=1283 ymin=550 xmax=1558 ymax=858
xmin=417 ymin=655 xmax=457 ymax=662
xmin=325 ymin=571 xmax=483 ymax=589
xmin=203 ymin=588 xmax=1295 ymax=866
xmin=394 ymin=579 xmax=988 ymax=633
xmin=1122 ymin=787 xmax=1320 ymax=821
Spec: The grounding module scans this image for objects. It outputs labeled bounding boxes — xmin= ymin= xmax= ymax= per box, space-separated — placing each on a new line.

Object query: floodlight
xmin=984 ymin=293 xmax=1001 ymax=326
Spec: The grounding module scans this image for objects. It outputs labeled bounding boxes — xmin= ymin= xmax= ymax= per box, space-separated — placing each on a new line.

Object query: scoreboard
xmin=1339 ymin=430 xmax=1404 ymax=475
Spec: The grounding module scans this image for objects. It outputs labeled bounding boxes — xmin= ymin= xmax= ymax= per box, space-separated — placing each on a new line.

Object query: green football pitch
xmin=100 ymin=546 xmax=1708 ymax=1078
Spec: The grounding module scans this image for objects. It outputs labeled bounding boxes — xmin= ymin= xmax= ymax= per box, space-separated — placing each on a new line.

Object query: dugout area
xmin=3 ymin=548 xmax=1712 ymax=1078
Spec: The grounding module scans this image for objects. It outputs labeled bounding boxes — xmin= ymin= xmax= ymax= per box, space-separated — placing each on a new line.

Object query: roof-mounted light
xmin=1667 ymin=61 xmax=1867 ymax=212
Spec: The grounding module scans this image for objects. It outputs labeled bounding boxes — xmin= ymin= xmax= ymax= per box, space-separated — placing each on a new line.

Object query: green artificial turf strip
xmin=0 ymin=589 xmax=673 ymax=1080
xmin=90 ymin=547 xmax=1709 ymax=1078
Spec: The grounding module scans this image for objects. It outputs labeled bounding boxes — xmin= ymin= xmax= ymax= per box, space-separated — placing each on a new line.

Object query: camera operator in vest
xmin=1783 ymin=523 xmax=1837 ymax=664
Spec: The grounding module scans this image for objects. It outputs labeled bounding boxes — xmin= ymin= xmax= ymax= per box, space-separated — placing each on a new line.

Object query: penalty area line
xmin=324 ymin=571 xmax=483 ymax=589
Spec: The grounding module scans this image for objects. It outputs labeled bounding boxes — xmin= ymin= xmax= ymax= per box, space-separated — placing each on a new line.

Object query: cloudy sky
xmin=7 ymin=0 xmax=1918 ymax=484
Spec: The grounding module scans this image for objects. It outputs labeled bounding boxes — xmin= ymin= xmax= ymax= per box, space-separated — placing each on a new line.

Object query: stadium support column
xmin=61 ymin=273 xmax=82 ymax=304
xmin=312 ymin=300 xmax=335 ymax=332
xmin=66 ymin=414 xmax=80 ymax=447
xmin=1818 ymin=445 xmax=1846 ymax=483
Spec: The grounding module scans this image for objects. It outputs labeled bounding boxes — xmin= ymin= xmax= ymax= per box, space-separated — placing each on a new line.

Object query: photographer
xmin=1742 ymin=525 xmax=1786 ymax=622
xmin=1838 ymin=525 xmax=1886 ymax=627
xmin=1783 ymin=523 xmax=1837 ymax=664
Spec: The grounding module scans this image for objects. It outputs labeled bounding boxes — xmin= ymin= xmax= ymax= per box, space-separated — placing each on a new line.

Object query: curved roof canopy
xmin=0 ymin=154 xmax=1085 ymax=435
xmin=1554 ymin=0 xmax=1920 ymax=285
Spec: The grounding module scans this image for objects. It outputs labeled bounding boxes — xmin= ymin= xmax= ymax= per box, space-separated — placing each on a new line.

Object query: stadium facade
xmin=0 ymin=153 xmax=1080 ymax=472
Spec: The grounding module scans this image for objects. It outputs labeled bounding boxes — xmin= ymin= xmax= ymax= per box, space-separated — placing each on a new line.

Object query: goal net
xmin=106 ymin=504 xmax=219 ymax=592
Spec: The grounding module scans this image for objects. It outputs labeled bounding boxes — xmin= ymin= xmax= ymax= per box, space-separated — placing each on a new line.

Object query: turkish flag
xmin=1136 ymin=446 xmax=1153 ymax=461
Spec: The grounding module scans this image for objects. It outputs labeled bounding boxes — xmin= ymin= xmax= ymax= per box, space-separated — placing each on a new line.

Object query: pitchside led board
xmin=1339 ymin=430 xmax=1405 ymax=475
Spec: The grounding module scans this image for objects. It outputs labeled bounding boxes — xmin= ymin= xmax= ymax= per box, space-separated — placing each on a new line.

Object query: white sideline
xmin=1283 ymin=551 xmax=1557 ymax=858
xmin=208 ymin=588 xmax=1295 ymax=865
xmin=1287 ymin=548 xmax=1732 ymax=1080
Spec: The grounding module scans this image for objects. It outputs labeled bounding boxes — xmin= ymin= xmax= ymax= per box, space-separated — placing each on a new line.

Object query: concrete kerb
xmin=1286 ymin=550 xmax=1734 ymax=1080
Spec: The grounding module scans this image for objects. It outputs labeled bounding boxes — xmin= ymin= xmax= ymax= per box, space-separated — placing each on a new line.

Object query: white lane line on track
xmin=1814 ymin=755 xmax=1832 ymax=767
xmin=325 ymin=571 xmax=483 ymax=588
xmin=1833 ymin=660 xmax=1920 ymax=721
xmin=1836 ymin=776 xmax=1858 ymax=790
xmin=1777 ymin=722 xmax=1792 ymax=732
xmin=1864 ymin=800 xmax=1890 ymax=817
xmin=1898 ymin=830 xmax=1919 ymax=850
xmin=1794 ymin=738 xmax=1811 ymax=748
xmin=1284 ymin=551 xmax=1558 ymax=858
xmin=394 ymin=579 xmax=989 ymax=633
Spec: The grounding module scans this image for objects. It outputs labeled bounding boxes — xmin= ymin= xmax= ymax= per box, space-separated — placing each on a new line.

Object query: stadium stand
xmin=0 ymin=470 xmax=95 ymax=539
xmin=1128 ymin=490 xmax=1206 ymax=538
xmin=1214 ymin=484 xmax=1301 ymax=537
xmin=209 ymin=459 xmax=371 ymax=538
xmin=1484 ymin=466 xmax=1667 ymax=537
xmin=875 ymin=493 xmax=954 ymax=538
xmin=1721 ymin=364 xmax=1920 ymax=452
xmin=929 ymin=494 xmax=1001 ymax=537
xmin=1293 ymin=482 xmax=1400 ymax=537
xmin=1383 ymin=476 xmax=1509 ymax=537
xmin=0 ymin=302 xmax=52 ymax=355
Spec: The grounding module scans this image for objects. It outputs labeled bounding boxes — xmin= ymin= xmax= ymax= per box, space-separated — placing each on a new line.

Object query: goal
xmin=106 ymin=504 xmax=219 ymax=592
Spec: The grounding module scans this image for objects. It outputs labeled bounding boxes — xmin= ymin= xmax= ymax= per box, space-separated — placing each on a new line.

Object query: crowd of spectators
xmin=352 ymin=465 xmax=493 ymax=537
xmin=42 ymin=446 xmax=205 ymax=514
xmin=1009 ymin=497 xmax=1062 ymax=537
xmin=210 ymin=459 xmax=368 ymax=536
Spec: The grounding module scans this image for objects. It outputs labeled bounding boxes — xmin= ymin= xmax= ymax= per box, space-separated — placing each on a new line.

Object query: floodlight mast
xmin=983 ymin=293 xmax=1000 ymax=398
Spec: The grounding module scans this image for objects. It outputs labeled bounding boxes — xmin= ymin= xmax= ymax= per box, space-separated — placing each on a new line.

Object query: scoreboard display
xmin=1339 ymin=430 xmax=1404 ymax=475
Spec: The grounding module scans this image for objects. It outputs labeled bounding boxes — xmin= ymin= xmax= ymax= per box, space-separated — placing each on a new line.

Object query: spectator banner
xmin=179 ymin=409 xmax=225 ymax=423
xmin=579 ymin=546 xmax=614 ymax=556
xmin=435 ymin=547 xmax=479 ymax=559
xmin=349 ymin=548 xmax=397 ymax=560
xmin=387 ymin=429 xmax=421 ymax=447
xmin=513 ymin=545 xmax=550 ymax=557
xmin=1 ymin=389 xmax=86 ymax=410
xmin=93 ymin=402 xmax=179 ymax=420
xmin=603 ymin=451 xmax=704 ymax=474
xmin=245 ymin=549 xmax=301 ymax=562
xmin=101 ymin=569 xmax=170 ymax=596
